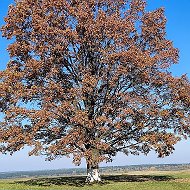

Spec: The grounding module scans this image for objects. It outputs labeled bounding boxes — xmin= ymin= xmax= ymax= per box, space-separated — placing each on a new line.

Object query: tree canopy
xmin=0 ymin=0 xmax=189 ymax=179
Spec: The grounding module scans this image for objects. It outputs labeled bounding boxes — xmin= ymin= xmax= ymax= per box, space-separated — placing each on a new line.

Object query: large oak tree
xmin=0 ymin=0 xmax=189 ymax=182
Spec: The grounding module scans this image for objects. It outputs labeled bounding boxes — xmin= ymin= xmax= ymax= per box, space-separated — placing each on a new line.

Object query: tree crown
xmin=0 ymin=0 xmax=189 ymax=165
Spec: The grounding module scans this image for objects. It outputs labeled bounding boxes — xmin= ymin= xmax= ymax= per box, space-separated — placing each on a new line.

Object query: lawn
xmin=0 ymin=170 xmax=190 ymax=190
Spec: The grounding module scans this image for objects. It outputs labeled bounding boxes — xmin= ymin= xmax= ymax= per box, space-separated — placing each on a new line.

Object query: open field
xmin=0 ymin=170 xmax=190 ymax=190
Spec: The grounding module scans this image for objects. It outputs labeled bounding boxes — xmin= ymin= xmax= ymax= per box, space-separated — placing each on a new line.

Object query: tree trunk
xmin=86 ymin=163 xmax=101 ymax=182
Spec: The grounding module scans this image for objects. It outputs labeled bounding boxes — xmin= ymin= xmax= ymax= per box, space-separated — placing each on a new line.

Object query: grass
xmin=0 ymin=170 xmax=190 ymax=190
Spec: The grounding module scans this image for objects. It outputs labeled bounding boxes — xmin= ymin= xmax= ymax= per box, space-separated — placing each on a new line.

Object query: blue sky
xmin=0 ymin=0 xmax=190 ymax=172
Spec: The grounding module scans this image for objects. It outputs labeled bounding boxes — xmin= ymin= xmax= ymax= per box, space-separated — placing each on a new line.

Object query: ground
xmin=0 ymin=170 xmax=190 ymax=190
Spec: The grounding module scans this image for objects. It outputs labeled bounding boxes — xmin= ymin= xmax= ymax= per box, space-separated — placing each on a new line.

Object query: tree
xmin=0 ymin=0 xmax=189 ymax=182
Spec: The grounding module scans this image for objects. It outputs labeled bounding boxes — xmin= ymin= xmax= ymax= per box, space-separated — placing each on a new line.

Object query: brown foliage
xmin=0 ymin=0 xmax=189 ymax=166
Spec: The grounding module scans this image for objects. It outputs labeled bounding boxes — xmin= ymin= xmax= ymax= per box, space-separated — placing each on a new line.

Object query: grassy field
xmin=0 ymin=170 xmax=190 ymax=190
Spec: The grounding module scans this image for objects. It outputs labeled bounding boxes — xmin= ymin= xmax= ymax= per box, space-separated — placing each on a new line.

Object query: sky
xmin=0 ymin=0 xmax=190 ymax=172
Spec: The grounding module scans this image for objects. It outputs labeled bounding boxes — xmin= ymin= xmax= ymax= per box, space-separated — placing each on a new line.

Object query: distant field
xmin=1 ymin=163 xmax=190 ymax=179
xmin=0 ymin=170 xmax=190 ymax=190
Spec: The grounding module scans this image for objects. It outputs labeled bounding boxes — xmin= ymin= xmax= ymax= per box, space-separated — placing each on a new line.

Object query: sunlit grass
xmin=0 ymin=170 xmax=190 ymax=190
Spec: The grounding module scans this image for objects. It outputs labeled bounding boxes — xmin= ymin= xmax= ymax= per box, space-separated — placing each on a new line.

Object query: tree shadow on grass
xmin=103 ymin=174 xmax=174 ymax=182
xmin=16 ymin=174 xmax=174 ymax=187
xmin=17 ymin=176 xmax=87 ymax=187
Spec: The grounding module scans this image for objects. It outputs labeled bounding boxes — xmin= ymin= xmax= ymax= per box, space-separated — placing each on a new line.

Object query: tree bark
xmin=86 ymin=163 xmax=101 ymax=182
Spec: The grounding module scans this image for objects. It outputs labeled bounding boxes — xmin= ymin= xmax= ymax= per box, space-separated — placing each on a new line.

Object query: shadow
xmin=16 ymin=174 xmax=174 ymax=187
xmin=103 ymin=174 xmax=174 ymax=182
xmin=17 ymin=176 xmax=87 ymax=187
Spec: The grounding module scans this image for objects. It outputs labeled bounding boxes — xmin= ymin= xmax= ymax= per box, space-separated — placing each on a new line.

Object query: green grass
xmin=0 ymin=170 xmax=190 ymax=190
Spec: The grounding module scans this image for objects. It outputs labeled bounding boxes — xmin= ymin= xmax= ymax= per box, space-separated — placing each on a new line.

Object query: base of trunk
xmin=86 ymin=168 xmax=101 ymax=183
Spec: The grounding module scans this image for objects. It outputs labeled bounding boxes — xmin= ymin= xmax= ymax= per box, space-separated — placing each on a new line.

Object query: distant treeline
xmin=0 ymin=163 xmax=190 ymax=179
xmin=100 ymin=163 xmax=190 ymax=173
